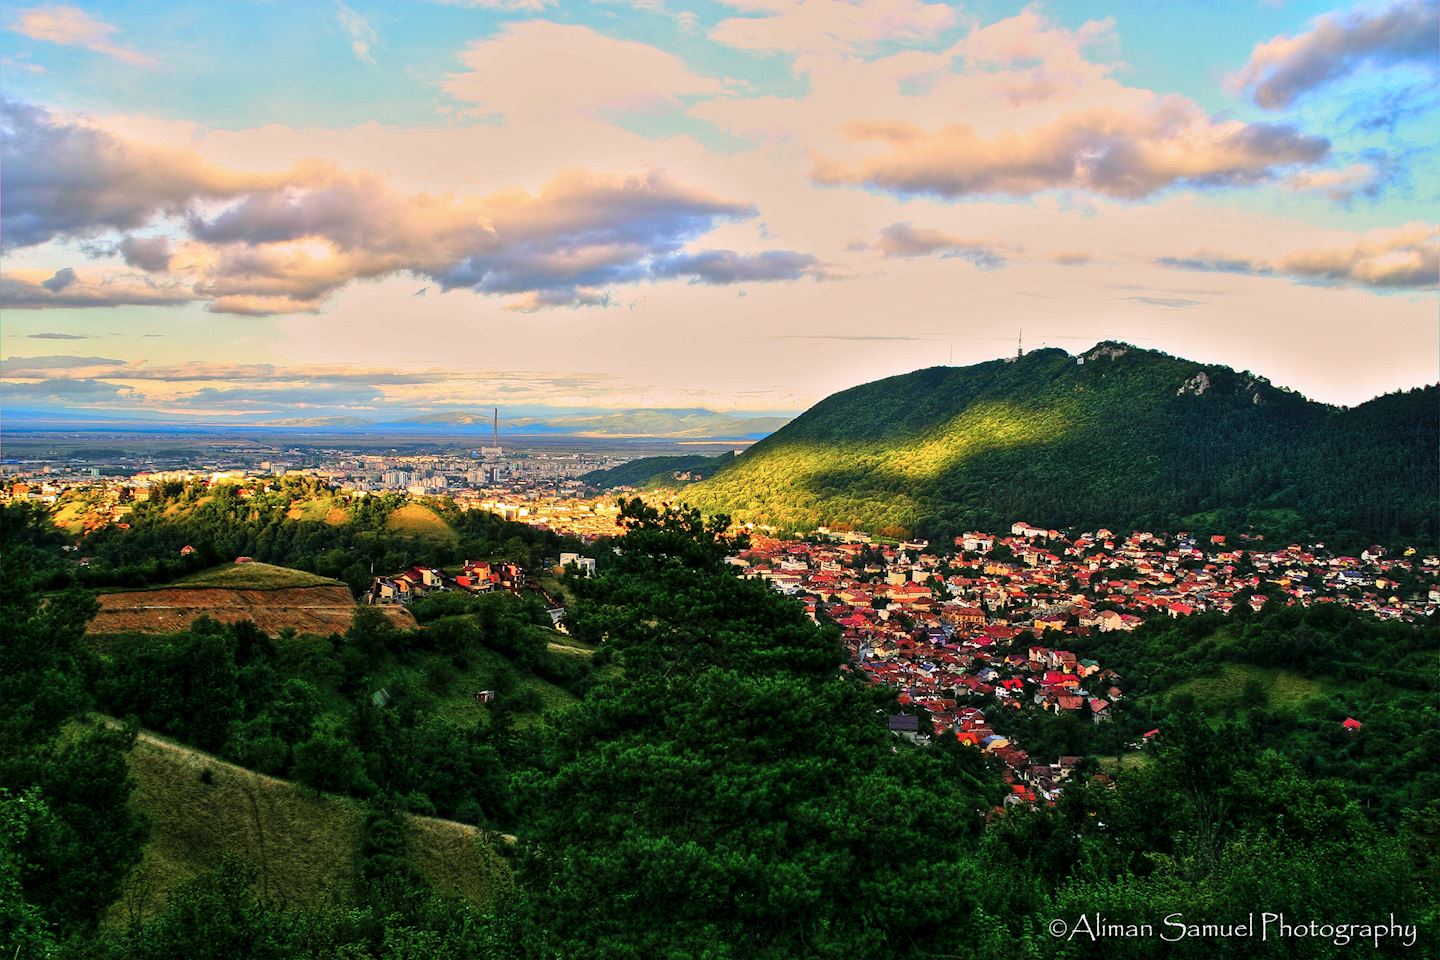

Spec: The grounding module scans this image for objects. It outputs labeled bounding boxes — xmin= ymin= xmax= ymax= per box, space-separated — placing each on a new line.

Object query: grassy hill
xmin=685 ymin=342 xmax=1438 ymax=545
xmin=581 ymin=452 xmax=735 ymax=491
xmin=385 ymin=503 xmax=460 ymax=544
xmin=109 ymin=728 xmax=510 ymax=925
xmin=166 ymin=562 xmax=343 ymax=590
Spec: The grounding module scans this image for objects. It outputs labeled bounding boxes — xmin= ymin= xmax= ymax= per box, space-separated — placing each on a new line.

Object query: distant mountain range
xmin=1 ymin=407 xmax=791 ymax=440
xmin=401 ymin=409 xmax=791 ymax=439
xmin=672 ymin=342 xmax=1437 ymax=546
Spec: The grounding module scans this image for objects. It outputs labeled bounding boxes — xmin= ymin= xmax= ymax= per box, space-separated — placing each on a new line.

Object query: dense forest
xmin=580 ymin=451 xmax=735 ymax=490
xmin=686 ymin=343 xmax=1439 ymax=547
xmin=2 ymin=500 xmax=1434 ymax=957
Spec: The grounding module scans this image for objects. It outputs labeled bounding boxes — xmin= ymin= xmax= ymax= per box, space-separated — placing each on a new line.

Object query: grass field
xmin=386 ymin=503 xmax=459 ymax=543
xmin=1167 ymin=663 xmax=1327 ymax=713
xmin=168 ymin=562 xmax=343 ymax=590
xmin=108 ymin=727 xmax=510 ymax=925
xmin=51 ymin=500 xmax=89 ymax=536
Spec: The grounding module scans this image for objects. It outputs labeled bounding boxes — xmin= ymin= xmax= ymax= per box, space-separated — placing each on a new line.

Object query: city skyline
xmin=2 ymin=0 xmax=1437 ymax=425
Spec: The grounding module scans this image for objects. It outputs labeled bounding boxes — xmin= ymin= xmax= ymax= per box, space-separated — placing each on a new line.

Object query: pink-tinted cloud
xmin=1 ymin=100 xmax=298 ymax=248
xmin=1159 ymin=222 xmax=1439 ymax=290
xmin=711 ymin=0 xmax=958 ymax=55
xmin=3 ymin=100 xmax=827 ymax=314
xmin=8 ymin=5 xmax=154 ymax=66
xmin=874 ymin=223 xmax=1010 ymax=269
xmin=444 ymin=21 xmax=729 ymax=120
xmin=812 ymin=95 xmax=1329 ymax=199
xmin=1 ymin=269 xmax=193 ymax=309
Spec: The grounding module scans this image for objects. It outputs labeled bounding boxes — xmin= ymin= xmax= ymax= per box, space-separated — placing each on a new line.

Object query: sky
xmin=1 ymin=0 xmax=1436 ymax=425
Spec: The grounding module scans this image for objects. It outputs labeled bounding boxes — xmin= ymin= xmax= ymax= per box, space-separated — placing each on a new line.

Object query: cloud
xmin=1052 ymin=252 xmax=1092 ymax=266
xmin=874 ymin=223 xmax=1010 ymax=269
xmin=41 ymin=267 xmax=78 ymax=292
xmin=27 ymin=332 xmax=90 ymax=339
xmin=0 ymin=378 xmax=134 ymax=403
xmin=1158 ymin=222 xmax=1438 ymax=290
xmin=503 ymin=288 xmax=612 ymax=312
xmin=1 ymin=270 xmax=194 ymax=309
xmin=2 ymin=56 xmax=44 ymax=74
xmin=2 ymin=355 xmax=124 ymax=374
xmin=335 ymin=1 xmax=377 ymax=64
xmin=1285 ymin=163 xmax=1387 ymax=204
xmin=1 ymin=99 xmax=296 ymax=248
xmin=770 ymin=334 xmax=933 ymax=342
xmin=1233 ymin=0 xmax=1440 ymax=109
xmin=119 ymin=234 xmax=172 ymax=272
xmin=443 ymin=22 xmax=729 ymax=121
xmin=1126 ymin=295 xmax=1202 ymax=308
xmin=6 ymin=100 xmax=820 ymax=313
xmin=813 ymin=95 xmax=1329 ymax=200
xmin=711 ymin=0 xmax=958 ymax=55
xmin=8 ymin=5 xmax=154 ymax=66
xmin=427 ymin=0 xmax=553 ymax=10
xmin=652 ymin=249 xmax=823 ymax=284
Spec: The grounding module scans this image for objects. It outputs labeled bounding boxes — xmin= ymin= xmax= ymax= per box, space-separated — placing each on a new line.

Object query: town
xmin=6 ymin=453 xmax=1436 ymax=808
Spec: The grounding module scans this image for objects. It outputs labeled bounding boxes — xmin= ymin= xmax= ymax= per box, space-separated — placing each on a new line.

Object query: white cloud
xmin=336 ymin=1 xmax=378 ymax=65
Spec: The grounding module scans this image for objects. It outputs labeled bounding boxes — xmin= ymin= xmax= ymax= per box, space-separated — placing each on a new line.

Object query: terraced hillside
xmin=88 ymin=563 xmax=416 ymax=635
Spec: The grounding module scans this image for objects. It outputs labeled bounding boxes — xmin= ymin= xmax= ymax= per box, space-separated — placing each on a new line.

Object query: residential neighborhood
xmin=725 ymin=521 xmax=1440 ymax=803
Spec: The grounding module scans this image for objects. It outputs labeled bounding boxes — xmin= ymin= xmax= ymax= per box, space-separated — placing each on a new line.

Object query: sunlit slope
xmin=686 ymin=343 xmax=1438 ymax=543
xmin=108 ymin=729 xmax=509 ymax=924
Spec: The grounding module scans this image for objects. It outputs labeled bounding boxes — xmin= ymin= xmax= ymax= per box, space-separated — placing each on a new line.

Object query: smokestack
xmin=493 ymin=408 xmax=499 ymax=447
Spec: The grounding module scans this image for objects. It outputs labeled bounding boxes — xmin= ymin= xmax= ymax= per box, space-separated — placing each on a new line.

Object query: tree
xmin=0 ymin=551 xmax=147 ymax=935
xmin=292 ymin=728 xmax=373 ymax=797
xmin=517 ymin=499 xmax=994 ymax=958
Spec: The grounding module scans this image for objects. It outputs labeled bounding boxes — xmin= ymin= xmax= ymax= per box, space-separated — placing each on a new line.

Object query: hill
xmin=110 ymin=727 xmax=509 ymax=924
xmin=385 ymin=502 xmax=460 ymax=544
xmin=166 ymin=561 xmax=343 ymax=590
xmin=581 ymin=451 xmax=735 ymax=490
xmin=685 ymin=342 xmax=1438 ymax=544
xmin=89 ymin=563 xmax=417 ymax=635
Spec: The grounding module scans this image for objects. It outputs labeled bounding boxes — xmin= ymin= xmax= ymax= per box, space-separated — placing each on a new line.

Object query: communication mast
xmin=480 ymin=407 xmax=502 ymax=459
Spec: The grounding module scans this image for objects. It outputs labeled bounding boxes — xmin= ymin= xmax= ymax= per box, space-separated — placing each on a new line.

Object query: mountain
xmin=506 ymin=409 xmax=789 ymax=438
xmin=394 ymin=408 xmax=790 ymax=438
xmin=263 ymin=416 xmax=374 ymax=428
xmin=684 ymin=342 xmax=1438 ymax=545
xmin=582 ymin=452 xmax=736 ymax=490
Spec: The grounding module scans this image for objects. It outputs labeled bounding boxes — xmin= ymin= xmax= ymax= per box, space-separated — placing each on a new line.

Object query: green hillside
xmin=110 ymin=729 xmax=509 ymax=924
xmin=686 ymin=342 xmax=1438 ymax=544
xmin=581 ymin=451 xmax=735 ymax=490
xmin=164 ymin=562 xmax=343 ymax=590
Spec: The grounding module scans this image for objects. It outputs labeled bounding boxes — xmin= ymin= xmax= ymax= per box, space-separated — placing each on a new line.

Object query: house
xmin=1342 ymin=717 xmax=1363 ymax=731
xmin=888 ymin=713 xmax=925 ymax=743
xmin=559 ymin=552 xmax=597 ymax=576
xmin=179 ymin=544 xmax=197 ymax=556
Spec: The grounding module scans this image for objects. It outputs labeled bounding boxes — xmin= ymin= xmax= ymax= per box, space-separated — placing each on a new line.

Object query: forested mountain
xmin=686 ymin=342 xmax=1438 ymax=545
xmin=581 ymin=451 xmax=735 ymax=490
